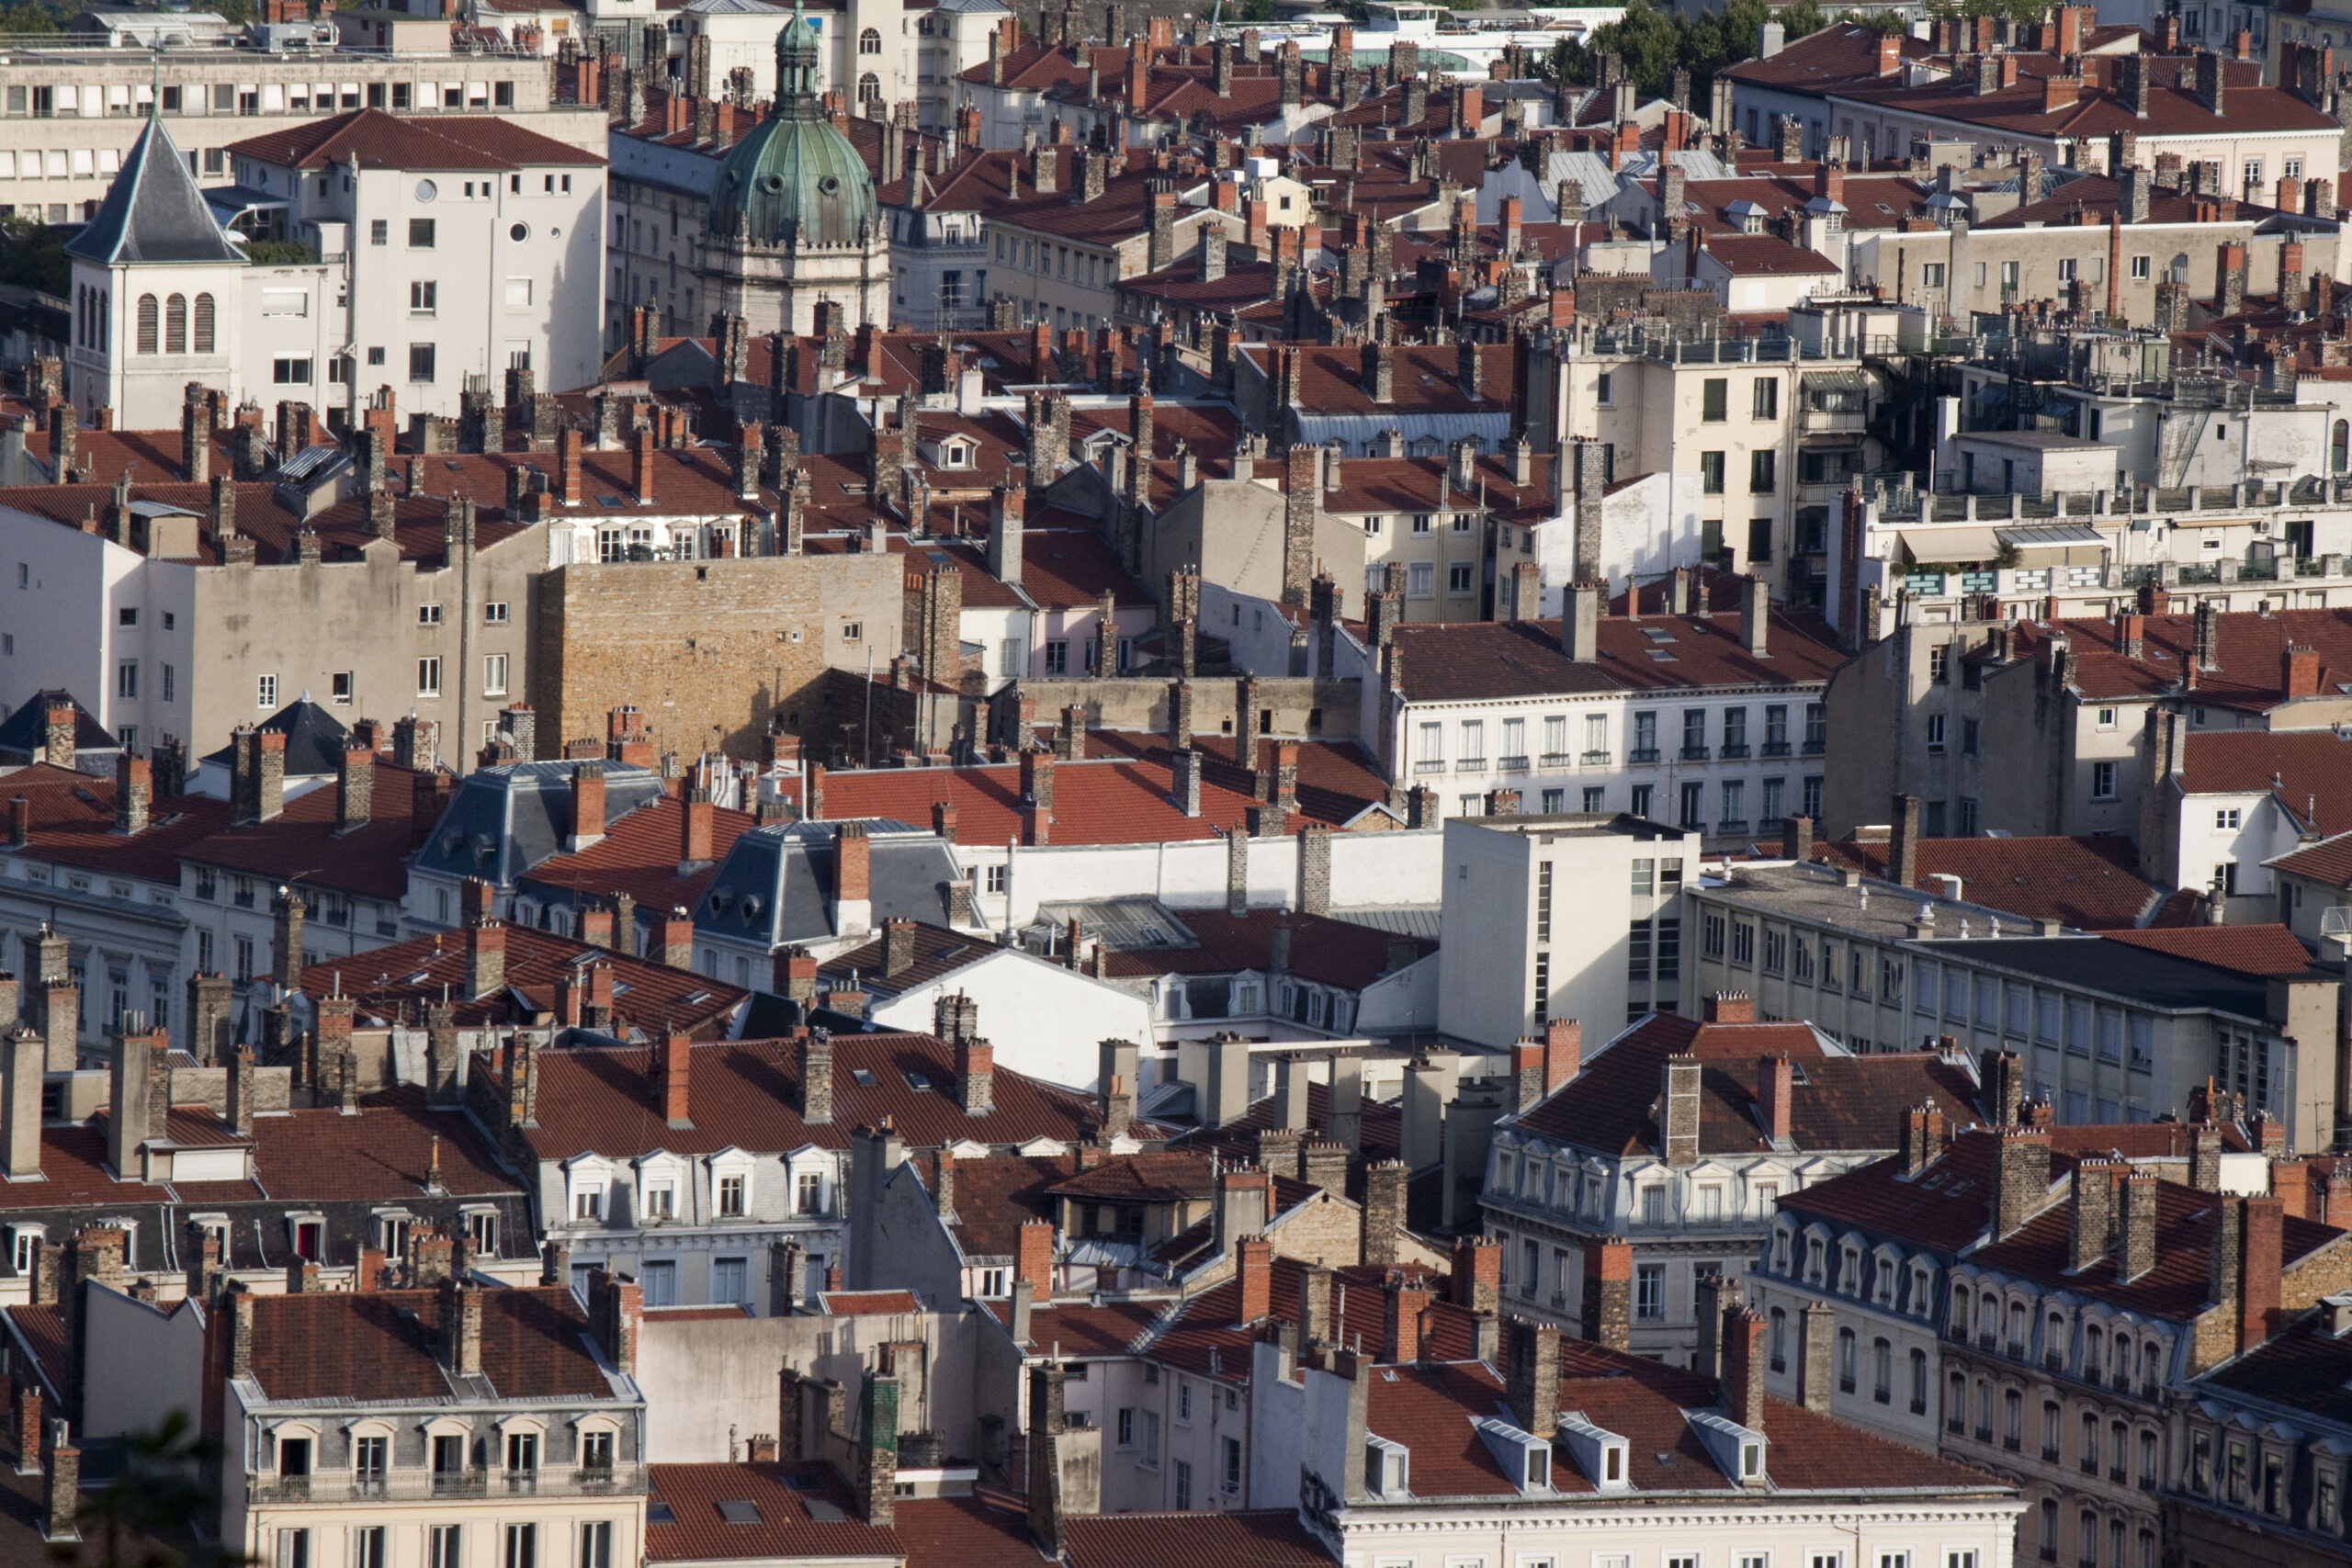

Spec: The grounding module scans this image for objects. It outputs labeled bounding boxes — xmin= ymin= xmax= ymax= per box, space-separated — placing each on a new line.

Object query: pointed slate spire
xmin=65 ymin=114 xmax=243 ymax=267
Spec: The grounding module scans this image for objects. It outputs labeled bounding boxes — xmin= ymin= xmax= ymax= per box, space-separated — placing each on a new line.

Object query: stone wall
xmin=529 ymin=555 xmax=905 ymax=761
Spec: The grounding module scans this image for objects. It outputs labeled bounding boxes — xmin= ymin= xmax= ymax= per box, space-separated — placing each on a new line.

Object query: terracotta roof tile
xmin=646 ymin=1461 xmax=899 ymax=1562
xmin=816 ymin=1290 xmax=924 ymax=1315
xmin=1046 ymin=1151 xmax=1215 ymax=1201
xmin=178 ymin=757 xmax=423 ymax=900
xmin=0 ymin=762 xmax=234 ymax=884
xmin=226 ymin=107 xmax=605 ymax=171
xmin=1389 ymin=609 xmax=1844 ymax=703
xmin=892 ymin=1495 xmax=1057 ymax=1568
xmin=1064 ymin=1509 xmax=1336 ymax=1568
xmin=1808 ymin=833 xmax=2163 ymax=930
xmin=246 ymin=1284 xmax=612 ymax=1402
xmin=520 ymin=790 xmax=756 ymax=915
xmin=2179 ymin=728 xmax=2352 ymax=837
xmin=2099 ymin=922 xmax=2317 ymax=976
xmin=1508 ymin=1013 xmax=1983 ymax=1158
xmin=297 ymin=926 xmax=747 ymax=1039
xmin=2195 ymin=1309 xmax=2352 ymax=1424
xmin=516 ymin=1033 xmax=1114 ymax=1161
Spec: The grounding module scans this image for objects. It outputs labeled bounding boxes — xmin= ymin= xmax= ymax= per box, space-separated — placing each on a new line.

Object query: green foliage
xmin=240 ymin=238 xmax=319 ymax=266
xmin=1238 ymin=0 xmax=1276 ymax=19
xmin=1541 ymin=0 xmax=1826 ymax=102
xmin=0 ymin=0 xmax=62 ymax=32
xmin=0 ymin=217 xmax=70 ymax=297
xmin=1922 ymin=0 xmax=2050 ymax=24
xmin=54 ymin=1411 xmax=254 ymax=1568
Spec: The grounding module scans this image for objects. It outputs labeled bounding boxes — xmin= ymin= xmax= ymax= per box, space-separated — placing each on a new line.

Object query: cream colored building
xmin=0 ymin=31 xmax=597 ymax=220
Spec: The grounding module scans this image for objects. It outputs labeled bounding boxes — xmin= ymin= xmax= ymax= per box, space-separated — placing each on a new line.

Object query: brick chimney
xmin=1015 ymin=1218 xmax=1054 ymax=1292
xmin=632 ymin=428 xmax=656 ymax=505
xmin=799 ymin=1029 xmax=833 ymax=1123
xmin=1722 ymin=1303 xmax=1767 ymax=1433
xmin=1580 ymin=1235 xmax=1632 ymax=1349
xmin=1238 ymin=1235 xmax=1272 ymax=1322
xmin=113 ymin=754 xmax=150 ymax=835
xmin=1503 ymin=1317 xmax=1562 ymax=1437
xmin=1757 ymin=1053 xmax=1794 ymax=1143
xmin=659 ymin=1032 xmax=693 ymax=1127
xmin=680 ymin=788 xmax=714 ymax=869
xmin=1889 ymin=793 xmax=1921 ymax=888
xmin=831 ymin=822 xmax=872 ymax=936
xmin=1993 ymin=1125 xmax=2052 ymax=1238
xmin=1544 ymin=1018 xmax=1580 ymax=1090
xmin=956 ymin=1036 xmax=992 ymax=1114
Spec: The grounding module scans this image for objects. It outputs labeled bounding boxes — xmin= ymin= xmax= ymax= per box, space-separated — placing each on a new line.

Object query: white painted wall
xmin=865 ymin=945 xmax=1157 ymax=1089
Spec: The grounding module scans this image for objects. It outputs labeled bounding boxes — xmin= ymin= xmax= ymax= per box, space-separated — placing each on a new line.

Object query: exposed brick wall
xmin=531 ymin=557 xmax=903 ymax=760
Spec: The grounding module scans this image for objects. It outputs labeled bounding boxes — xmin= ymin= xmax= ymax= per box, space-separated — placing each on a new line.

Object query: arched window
xmin=136 ymin=294 xmax=159 ymax=355
xmin=1908 ymin=1347 xmax=1928 ymax=1413
xmin=97 ymin=289 xmax=107 ymax=353
xmin=1871 ymin=1337 xmax=1892 ymax=1403
xmin=192 ymin=293 xmax=215 ymax=353
xmin=74 ymin=284 xmax=85 ymax=347
xmin=857 ymin=71 xmax=881 ymax=105
xmin=2333 ymin=420 xmax=2347 ymax=472
xmin=859 ymin=26 xmax=881 ymax=52
xmin=1836 ymin=1325 xmax=1856 ymax=1393
xmin=1768 ymin=1306 xmax=1787 ymax=1371
xmin=164 ymin=292 xmax=187 ymax=355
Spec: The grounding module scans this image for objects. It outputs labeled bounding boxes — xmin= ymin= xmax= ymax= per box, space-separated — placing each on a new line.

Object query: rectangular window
xmin=1221 ymin=1436 xmax=1241 ymax=1493
xmin=277 ymin=1531 xmax=311 ymax=1568
xmin=116 ymin=660 xmax=137 ymax=699
xmin=578 ymin=1525 xmax=612 ymax=1568
xmin=1701 ymin=450 xmax=1725 ymax=494
xmin=409 ymin=218 xmax=435 ymax=247
xmin=713 ymin=1257 xmax=748 ymax=1303
xmin=410 ymin=280 xmax=437 ymax=313
xmin=1635 ymin=1263 xmax=1664 ymax=1318
xmin=271 ymin=357 xmax=312 ymax=385
xmin=1750 ymin=450 xmax=1776 ymax=493
xmin=503 ymin=1523 xmax=536 ymax=1568
xmin=718 ymin=1173 xmax=744 ymax=1215
xmin=2092 ymin=761 xmax=2117 ymax=800
xmin=369 ymin=219 xmax=389 ymax=245
xmin=257 ymin=672 xmax=277 ymax=708
xmin=417 ymin=657 xmax=441 ymax=695
xmin=797 ymin=1171 xmax=823 ymax=1213
xmin=1922 ymin=262 xmax=1947 ymax=288
xmin=355 ymin=1528 xmax=388 ymax=1568
xmin=409 ymin=344 xmax=436 ymax=382
xmin=1752 ymin=378 xmax=1779 ymax=420
xmin=1702 ymin=378 xmax=1727 ymax=422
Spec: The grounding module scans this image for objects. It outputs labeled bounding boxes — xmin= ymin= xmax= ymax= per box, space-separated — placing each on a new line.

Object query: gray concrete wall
xmin=637 ymin=1305 xmax=986 ymax=1462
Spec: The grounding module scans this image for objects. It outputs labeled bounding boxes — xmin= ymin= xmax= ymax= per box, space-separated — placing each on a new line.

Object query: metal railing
xmin=251 ymin=1465 xmax=646 ymax=1506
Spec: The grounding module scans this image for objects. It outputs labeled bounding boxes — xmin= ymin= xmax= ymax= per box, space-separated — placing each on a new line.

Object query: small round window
xmin=509 ymin=221 xmax=529 ymax=242
xmin=818 ymin=175 xmax=842 ymax=196
xmin=761 ymin=174 xmax=786 ymax=195
xmin=413 ymin=178 xmax=437 ymax=202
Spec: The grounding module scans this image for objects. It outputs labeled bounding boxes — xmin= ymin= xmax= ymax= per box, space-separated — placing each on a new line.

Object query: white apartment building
xmin=1437 ymin=811 xmax=1697 ymax=1048
xmin=0 ymin=30 xmax=594 ymax=220
xmin=1521 ymin=299 xmax=1900 ymax=596
xmin=63 ymin=108 xmax=604 ymax=428
xmin=1375 ymin=584 xmax=1841 ymax=839
xmin=1683 ymin=859 xmax=2340 ymax=1151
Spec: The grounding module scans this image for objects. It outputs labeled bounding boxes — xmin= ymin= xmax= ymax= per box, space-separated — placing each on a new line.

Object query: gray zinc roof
xmin=695 ymin=819 xmax=968 ymax=949
xmin=65 ymin=115 xmax=247 ymax=267
xmin=411 ymin=761 xmax=668 ymax=888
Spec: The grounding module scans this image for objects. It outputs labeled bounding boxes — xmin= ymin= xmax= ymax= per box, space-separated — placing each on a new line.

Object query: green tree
xmin=54 ymin=1411 xmax=255 ymax=1568
xmin=0 ymin=217 xmax=70 ymax=298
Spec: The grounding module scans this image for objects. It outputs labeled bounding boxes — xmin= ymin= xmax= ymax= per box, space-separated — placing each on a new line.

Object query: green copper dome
xmin=708 ymin=1 xmax=877 ymax=248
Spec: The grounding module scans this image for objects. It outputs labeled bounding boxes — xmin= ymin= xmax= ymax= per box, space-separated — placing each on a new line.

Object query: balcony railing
xmin=250 ymin=1465 xmax=645 ymax=1505
xmin=1498 ymin=755 xmax=1530 ymax=772
xmin=1802 ymin=739 xmax=1826 ymax=756
xmin=1760 ymin=740 xmax=1791 ymax=758
xmin=1580 ymin=750 xmax=1612 ymax=766
xmin=1413 ymin=760 xmax=1445 ymax=775
xmin=1720 ymin=742 xmax=1750 ymax=760
xmin=1628 ymin=747 xmax=1661 ymax=765
xmin=1539 ymin=752 xmax=1571 ymax=769
xmin=1680 ymin=745 xmax=1711 ymax=761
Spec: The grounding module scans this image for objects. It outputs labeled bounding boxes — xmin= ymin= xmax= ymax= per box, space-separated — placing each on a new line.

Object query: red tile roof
xmin=225 ymin=107 xmax=605 ymax=171
xmin=892 ymin=1495 xmax=1058 ymax=1568
xmin=1238 ymin=342 xmax=1514 ymax=417
xmin=1509 ymin=1013 xmax=1983 ymax=1158
xmin=249 ymin=1086 xmax=523 ymax=1201
xmin=297 ymin=926 xmax=748 ymax=1040
xmin=2099 ymin=922 xmax=2316 ymax=976
xmin=646 ymin=1461 xmax=900 ymax=1562
xmin=1046 ymin=1151 xmax=1216 ymax=1202
xmin=0 ymin=762 xmax=234 ymax=884
xmin=513 ymin=1033 xmax=1116 ymax=1161
xmin=787 ymin=752 xmax=1350 ymax=846
xmin=1388 ymin=609 xmax=1844 ymax=703
xmin=2194 ymin=1310 xmax=2352 ymax=1426
xmin=1064 ymin=1509 xmax=1336 ymax=1568
xmin=1988 ymin=607 xmax=2352 ymax=705
xmin=979 ymin=1292 xmax=1164 ymax=1358
xmin=1784 ymin=1130 xmax=2346 ymax=1320
xmin=520 ymin=790 xmax=756 ymax=916
xmin=1097 ymin=908 xmax=1425 ymax=990
xmin=1364 ymin=1355 xmax=2007 ymax=1497
xmin=936 ymin=1152 xmax=1074 ymax=1258
xmin=246 ymin=1284 xmax=613 ymax=1402
xmin=1809 ymin=833 xmax=2164 ymax=930
xmin=178 ymin=757 xmax=424 ymax=900
xmin=2266 ymin=827 xmax=2352 ymax=888
xmin=1697 ymin=234 xmax=1842 ymax=276
xmin=817 ymin=1290 xmax=924 ymax=1315
xmin=2178 ymin=728 xmax=2352 ymax=837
